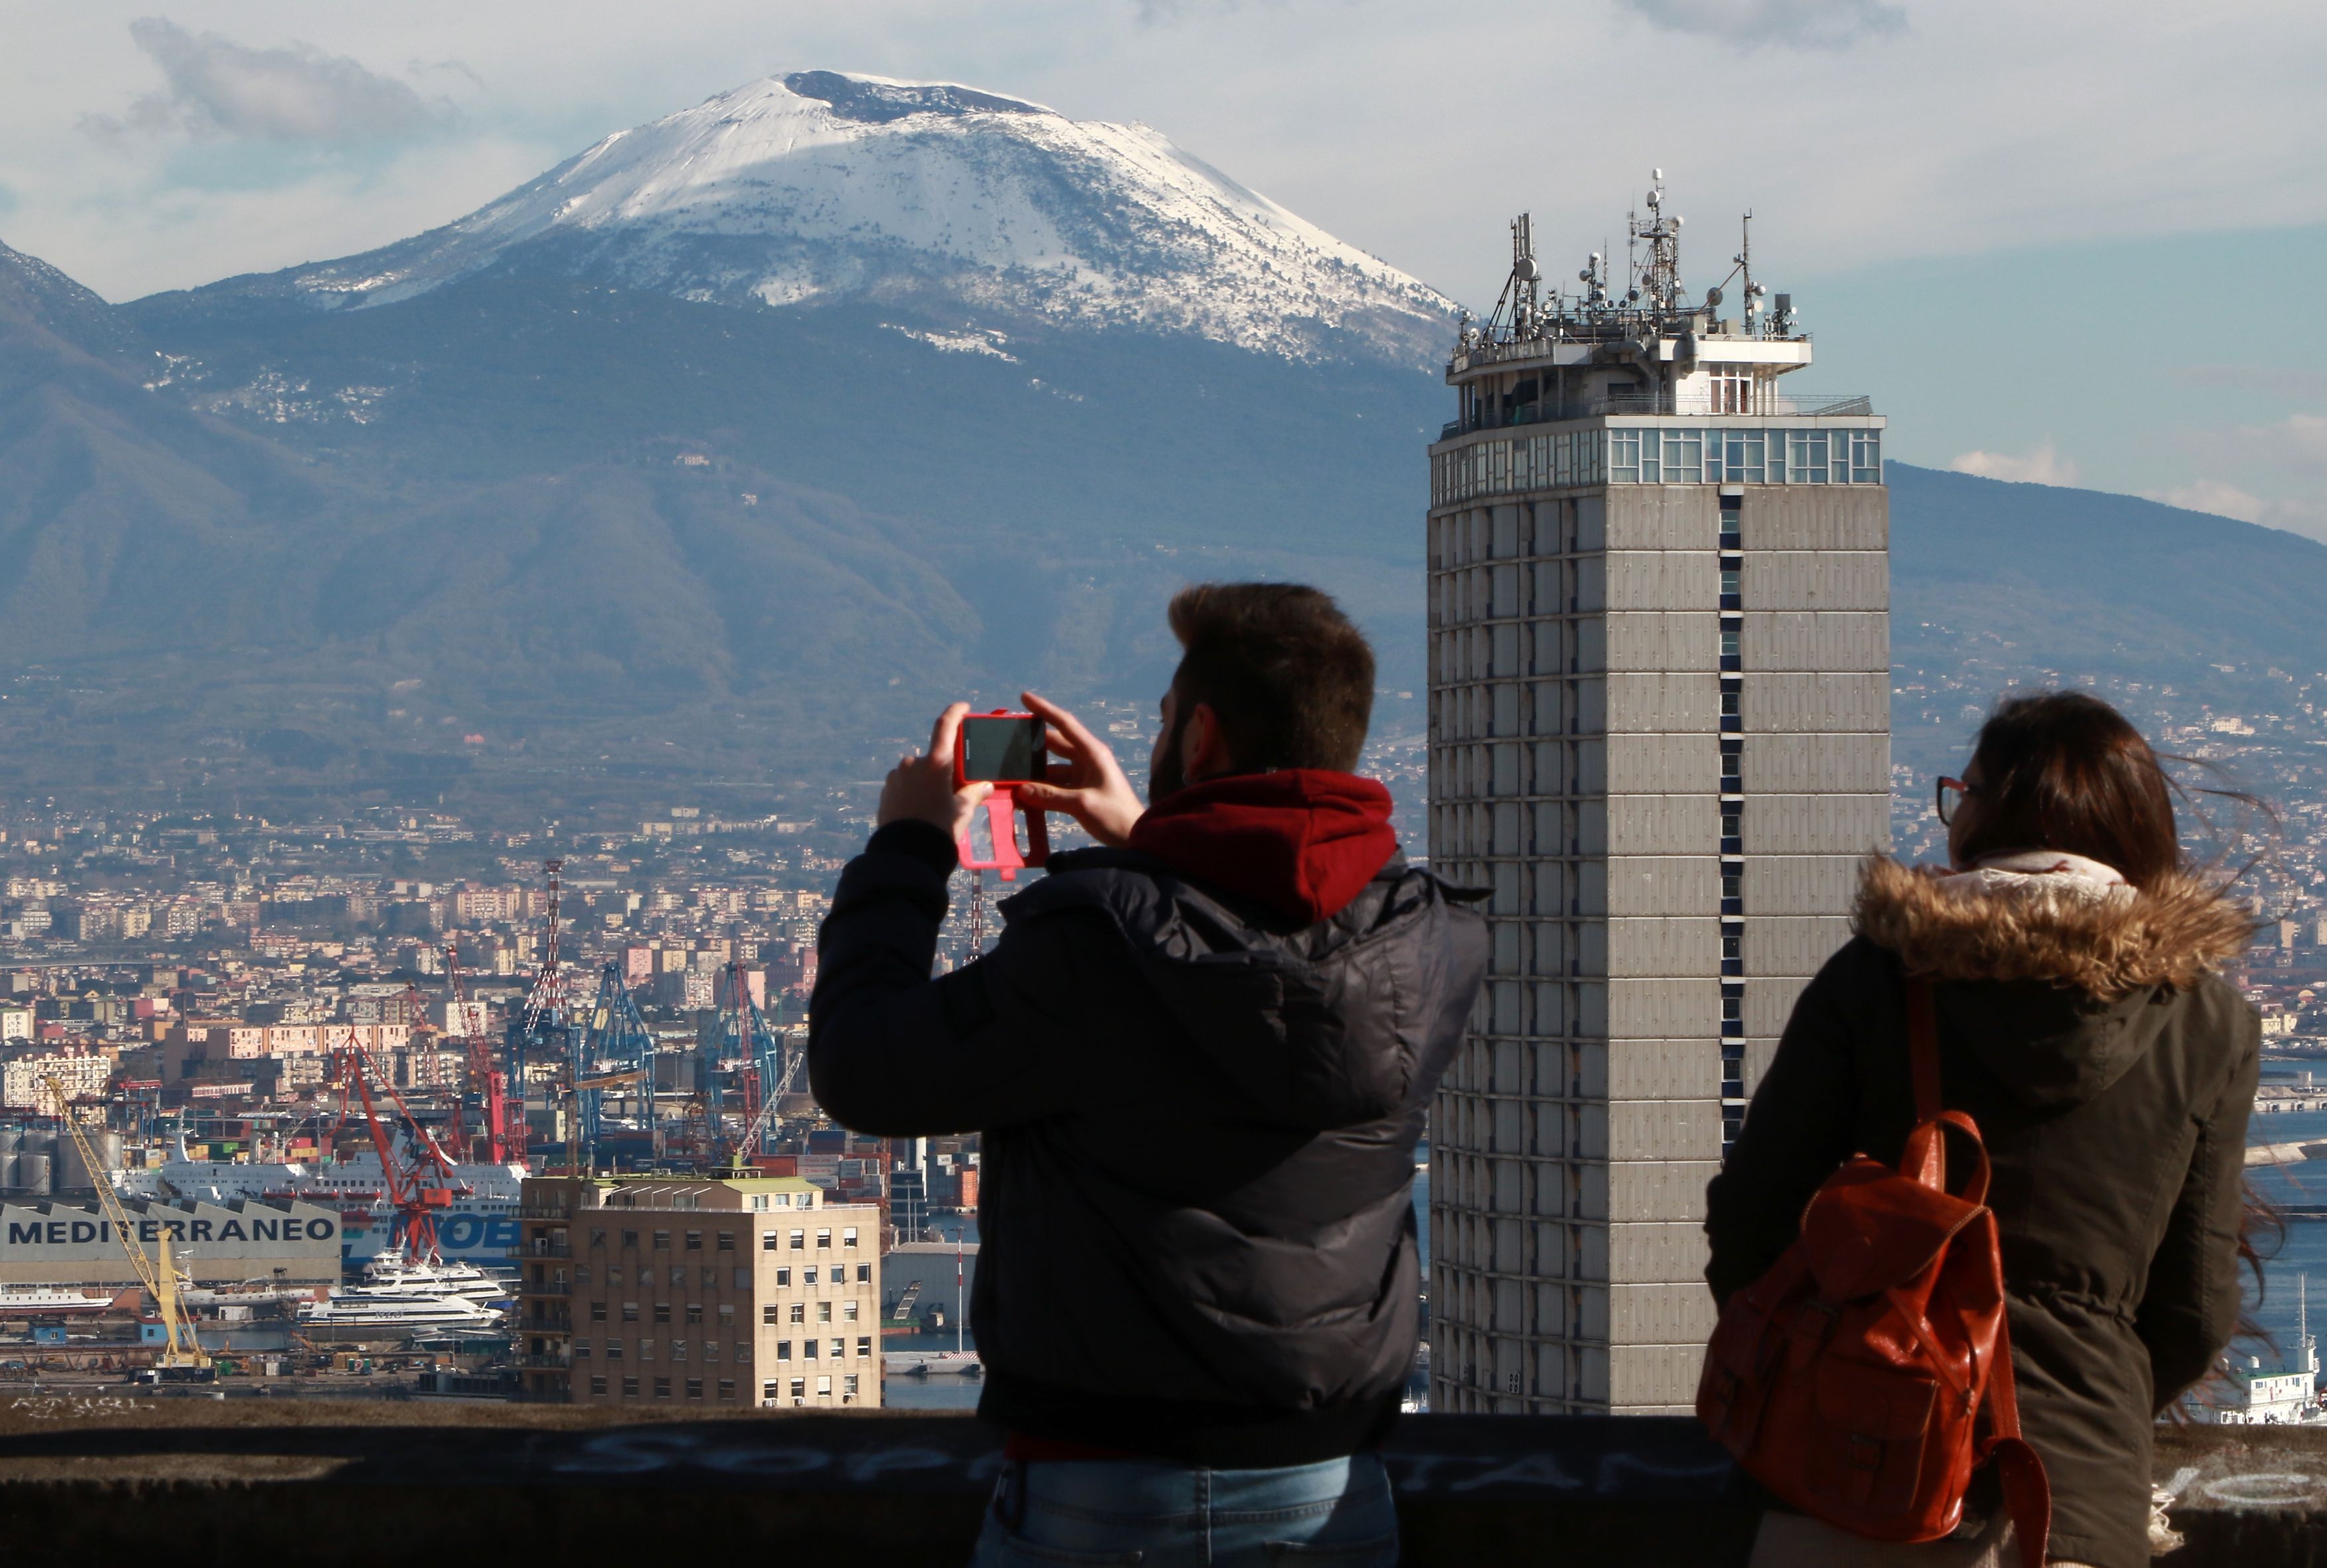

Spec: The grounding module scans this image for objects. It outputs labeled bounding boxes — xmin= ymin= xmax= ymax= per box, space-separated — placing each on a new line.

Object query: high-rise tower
xmin=1426 ymin=178 xmax=1890 ymax=1414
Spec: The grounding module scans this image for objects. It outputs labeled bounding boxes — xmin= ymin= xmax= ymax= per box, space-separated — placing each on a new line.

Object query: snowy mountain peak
xmin=779 ymin=69 xmax=1055 ymax=122
xmin=251 ymin=70 xmax=1454 ymax=366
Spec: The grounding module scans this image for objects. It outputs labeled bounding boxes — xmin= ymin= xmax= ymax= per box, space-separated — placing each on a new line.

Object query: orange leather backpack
xmin=1697 ymin=978 xmax=2051 ymax=1568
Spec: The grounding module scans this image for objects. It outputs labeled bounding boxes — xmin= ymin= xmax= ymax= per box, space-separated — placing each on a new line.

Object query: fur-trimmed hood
xmin=1855 ymin=853 xmax=2255 ymax=999
xmin=1853 ymin=853 xmax=2259 ymax=1113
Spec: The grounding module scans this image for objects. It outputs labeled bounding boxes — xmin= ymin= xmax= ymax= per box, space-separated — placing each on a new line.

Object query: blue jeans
xmin=968 ymin=1452 xmax=1400 ymax=1567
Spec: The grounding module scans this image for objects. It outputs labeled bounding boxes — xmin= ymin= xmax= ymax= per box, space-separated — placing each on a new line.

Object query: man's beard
xmin=1149 ymin=706 xmax=1192 ymax=803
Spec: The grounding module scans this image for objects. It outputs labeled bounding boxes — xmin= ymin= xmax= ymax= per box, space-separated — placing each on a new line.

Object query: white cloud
xmin=1616 ymin=0 xmax=1906 ymax=48
xmin=2144 ymin=480 xmax=2268 ymax=523
xmin=2203 ymin=413 xmax=2327 ymax=477
xmin=1949 ymin=439 xmax=2079 ymax=487
xmin=2139 ymin=479 xmax=2327 ymax=544
xmin=7 ymin=135 xmax=553 ymax=303
xmin=80 ymin=17 xmax=457 ymax=144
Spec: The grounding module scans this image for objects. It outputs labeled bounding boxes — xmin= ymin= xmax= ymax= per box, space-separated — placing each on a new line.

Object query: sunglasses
xmin=1935 ymin=776 xmax=1980 ymax=827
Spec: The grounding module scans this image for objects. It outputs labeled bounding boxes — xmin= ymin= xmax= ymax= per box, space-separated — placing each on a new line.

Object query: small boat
xmin=883 ymin=1349 xmax=982 ymax=1378
xmin=0 ymin=1285 xmax=135 ymax=1316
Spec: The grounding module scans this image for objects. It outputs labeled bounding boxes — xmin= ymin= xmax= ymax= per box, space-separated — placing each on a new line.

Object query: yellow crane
xmin=43 ymin=1077 xmax=209 ymax=1374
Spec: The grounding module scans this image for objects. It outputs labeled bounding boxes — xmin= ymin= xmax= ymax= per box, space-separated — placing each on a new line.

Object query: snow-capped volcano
xmin=255 ymin=70 xmax=1455 ymax=366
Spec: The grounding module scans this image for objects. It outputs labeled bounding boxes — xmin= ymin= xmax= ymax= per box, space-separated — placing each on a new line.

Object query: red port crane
xmin=445 ymin=939 xmax=513 ymax=1164
xmin=331 ymin=1041 xmax=465 ymax=1264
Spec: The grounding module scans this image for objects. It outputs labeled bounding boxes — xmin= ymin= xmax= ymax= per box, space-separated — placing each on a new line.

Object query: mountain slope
xmin=176 ymin=70 xmax=1456 ymax=369
xmin=1889 ymin=462 xmax=2327 ymax=681
xmin=7 ymin=69 xmax=2321 ymax=819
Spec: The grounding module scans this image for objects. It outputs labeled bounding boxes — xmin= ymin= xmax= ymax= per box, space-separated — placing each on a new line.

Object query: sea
xmin=2242 ymin=1058 xmax=2327 ymax=1368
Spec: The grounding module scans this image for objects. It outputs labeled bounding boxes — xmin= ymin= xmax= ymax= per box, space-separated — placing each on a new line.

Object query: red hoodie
xmin=1125 ymin=770 xmax=1399 ymax=925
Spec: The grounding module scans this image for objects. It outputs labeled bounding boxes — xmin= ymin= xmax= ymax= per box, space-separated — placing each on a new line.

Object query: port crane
xmin=573 ymin=961 xmax=656 ymax=1171
xmin=43 ymin=1077 xmax=209 ymax=1375
xmin=330 ymin=1042 xmax=465 ymax=1264
xmin=502 ymin=857 xmax=573 ymax=1167
xmin=444 ymin=939 xmax=514 ymax=1163
xmin=719 ymin=959 xmax=798 ymax=1165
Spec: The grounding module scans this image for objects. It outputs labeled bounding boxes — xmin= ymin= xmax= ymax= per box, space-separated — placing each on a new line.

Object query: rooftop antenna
xmin=1630 ymin=168 xmax=1684 ymax=316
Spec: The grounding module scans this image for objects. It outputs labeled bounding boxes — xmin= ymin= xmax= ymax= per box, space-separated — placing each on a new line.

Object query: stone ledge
xmin=0 ymin=1399 xmax=2317 ymax=1565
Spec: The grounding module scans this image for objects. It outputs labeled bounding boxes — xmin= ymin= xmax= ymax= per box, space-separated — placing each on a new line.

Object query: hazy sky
xmin=3 ymin=0 xmax=2324 ymax=534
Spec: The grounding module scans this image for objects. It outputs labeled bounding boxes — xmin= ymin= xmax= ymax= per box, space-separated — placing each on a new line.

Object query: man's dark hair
xmin=1166 ymin=583 xmax=1374 ymax=772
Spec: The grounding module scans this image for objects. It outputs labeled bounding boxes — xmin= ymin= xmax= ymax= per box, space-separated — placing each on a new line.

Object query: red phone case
xmin=954 ymin=711 xmax=1049 ymax=880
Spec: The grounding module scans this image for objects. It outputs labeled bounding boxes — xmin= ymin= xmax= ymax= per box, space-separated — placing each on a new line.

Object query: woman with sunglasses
xmin=1705 ymin=691 xmax=2261 ymax=1568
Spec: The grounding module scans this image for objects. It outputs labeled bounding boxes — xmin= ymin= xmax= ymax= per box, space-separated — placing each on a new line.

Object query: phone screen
xmin=960 ymin=715 xmax=1044 ymax=784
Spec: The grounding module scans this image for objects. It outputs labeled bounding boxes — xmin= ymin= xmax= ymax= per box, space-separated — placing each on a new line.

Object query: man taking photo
xmin=810 ymin=582 xmax=1487 ymax=1567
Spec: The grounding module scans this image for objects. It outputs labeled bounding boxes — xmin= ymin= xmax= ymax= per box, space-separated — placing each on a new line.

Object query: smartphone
xmin=957 ymin=713 xmax=1046 ymax=785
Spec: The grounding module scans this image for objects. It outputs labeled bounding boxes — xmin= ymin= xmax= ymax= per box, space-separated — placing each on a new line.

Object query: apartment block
xmin=517 ymin=1172 xmax=882 ymax=1408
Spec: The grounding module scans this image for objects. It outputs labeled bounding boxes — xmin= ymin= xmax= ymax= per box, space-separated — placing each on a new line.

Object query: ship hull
xmin=333 ymin=1202 xmax=521 ymax=1270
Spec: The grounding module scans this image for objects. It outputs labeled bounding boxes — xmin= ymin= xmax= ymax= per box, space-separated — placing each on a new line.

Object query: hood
xmin=1854 ymin=854 xmax=2257 ymax=1111
xmin=1126 ymin=770 xmax=1399 ymax=925
xmin=1006 ymin=842 xmax=1484 ymax=1133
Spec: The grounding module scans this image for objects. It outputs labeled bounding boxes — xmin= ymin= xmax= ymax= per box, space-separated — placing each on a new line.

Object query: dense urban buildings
xmin=1426 ymin=185 xmax=1891 ymax=1415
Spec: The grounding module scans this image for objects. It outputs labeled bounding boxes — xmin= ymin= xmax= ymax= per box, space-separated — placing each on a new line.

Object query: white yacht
xmin=296 ymin=1289 xmax=503 ymax=1343
xmin=357 ymin=1245 xmax=510 ymax=1303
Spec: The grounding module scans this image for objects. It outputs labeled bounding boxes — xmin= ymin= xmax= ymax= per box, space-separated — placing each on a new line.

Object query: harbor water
xmin=2244 ymin=1059 xmax=2327 ymax=1363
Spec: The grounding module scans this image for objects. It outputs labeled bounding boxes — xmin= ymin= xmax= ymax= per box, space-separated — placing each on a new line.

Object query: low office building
xmin=517 ymin=1172 xmax=881 ymax=1408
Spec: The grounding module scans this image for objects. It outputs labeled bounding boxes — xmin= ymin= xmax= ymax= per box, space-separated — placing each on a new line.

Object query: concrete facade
xmin=517 ymin=1173 xmax=881 ymax=1410
xmin=1427 ymin=435 xmax=1890 ymax=1415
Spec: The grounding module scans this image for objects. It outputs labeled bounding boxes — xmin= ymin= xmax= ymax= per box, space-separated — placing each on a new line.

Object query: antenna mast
xmin=521 ymin=857 xmax=568 ymax=1033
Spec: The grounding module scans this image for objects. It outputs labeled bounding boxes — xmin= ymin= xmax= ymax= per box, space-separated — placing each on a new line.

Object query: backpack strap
xmin=1905 ymin=976 xmax=1945 ymax=1189
xmin=1906 ymin=974 xmax=1942 ymax=1124
xmin=1983 ymin=1307 xmax=2052 ymax=1568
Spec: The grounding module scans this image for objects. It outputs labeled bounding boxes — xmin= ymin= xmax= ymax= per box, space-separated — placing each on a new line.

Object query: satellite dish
xmin=1627 ymin=288 xmax=1640 ymax=302
xmin=1672 ymin=214 xmax=1683 ymax=227
xmin=1518 ymin=259 xmax=1540 ymax=282
xmin=1579 ymin=269 xmax=1594 ymax=284
xmin=1705 ymin=286 xmax=1723 ymax=306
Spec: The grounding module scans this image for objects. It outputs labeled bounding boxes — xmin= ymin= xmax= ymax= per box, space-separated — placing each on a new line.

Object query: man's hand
xmin=877 ymin=702 xmax=991 ymax=841
xmin=1015 ymin=691 xmax=1144 ymax=848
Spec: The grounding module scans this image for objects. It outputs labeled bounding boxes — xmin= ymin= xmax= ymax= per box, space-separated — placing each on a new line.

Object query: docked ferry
xmin=113 ymin=1149 xmax=525 ymax=1272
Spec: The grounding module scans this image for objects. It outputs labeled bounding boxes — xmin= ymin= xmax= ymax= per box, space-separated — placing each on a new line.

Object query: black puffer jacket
xmin=1706 ymin=856 xmax=2259 ymax=1568
xmin=810 ymin=820 xmax=1486 ymax=1464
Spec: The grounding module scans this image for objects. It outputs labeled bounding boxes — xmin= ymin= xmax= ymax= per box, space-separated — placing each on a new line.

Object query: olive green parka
xmin=1706 ymin=856 xmax=2260 ymax=1568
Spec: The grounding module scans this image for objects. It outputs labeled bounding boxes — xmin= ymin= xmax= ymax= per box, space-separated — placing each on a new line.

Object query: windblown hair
xmin=1166 ymin=583 xmax=1374 ymax=772
xmin=1956 ymin=691 xmax=2182 ymax=889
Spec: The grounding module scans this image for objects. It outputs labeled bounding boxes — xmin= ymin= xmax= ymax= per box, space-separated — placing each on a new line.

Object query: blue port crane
xmin=574 ymin=961 xmax=656 ymax=1171
xmin=717 ymin=959 xmax=798 ymax=1165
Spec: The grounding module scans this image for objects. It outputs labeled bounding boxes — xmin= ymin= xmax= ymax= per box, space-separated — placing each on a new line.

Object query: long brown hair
xmin=1956 ymin=691 xmax=2181 ymax=887
xmin=1961 ymin=691 xmax=2284 ymax=1412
